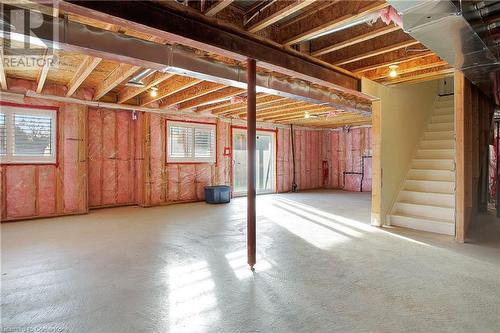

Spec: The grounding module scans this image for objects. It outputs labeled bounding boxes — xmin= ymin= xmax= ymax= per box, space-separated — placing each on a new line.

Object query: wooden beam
xmin=0 ymin=48 xmax=6 ymax=90
xmin=179 ymin=86 xmax=243 ymax=110
xmin=455 ymin=70 xmax=467 ymax=242
xmin=254 ymin=102 xmax=325 ymax=118
xmin=160 ymin=81 xmax=226 ymax=108
xmin=370 ymin=99 xmax=382 ymax=226
xmin=35 ymin=51 xmax=51 ymax=93
xmin=311 ymin=24 xmax=401 ymax=57
xmin=60 ymin=1 xmax=361 ymax=93
xmin=232 ymin=100 xmax=305 ymax=116
xmin=333 ymin=40 xmax=420 ymax=66
xmin=247 ymin=0 xmax=315 ymax=33
xmin=66 ymin=56 xmax=102 ymax=97
xmin=352 ymin=51 xmax=434 ymax=73
xmin=93 ymin=64 xmax=140 ymax=100
xmin=204 ymin=0 xmax=233 ymax=16
xmin=117 ymin=72 xmax=173 ymax=103
xmin=140 ymin=75 xmax=201 ymax=106
xmin=282 ymin=1 xmax=389 ymax=46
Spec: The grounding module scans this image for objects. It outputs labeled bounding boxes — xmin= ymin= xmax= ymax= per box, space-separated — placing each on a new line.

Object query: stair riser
xmin=427 ymin=122 xmax=454 ymax=131
xmin=405 ymin=180 xmax=454 ymax=194
xmin=423 ymin=131 xmax=454 ymax=140
xmin=431 ymin=115 xmax=454 ymax=123
xmin=398 ymin=191 xmax=455 ymax=207
xmin=389 ymin=215 xmax=455 ymax=235
xmin=420 ymin=140 xmax=455 ymax=149
xmin=411 ymin=159 xmax=454 ymax=170
xmin=394 ymin=203 xmax=454 ymax=221
xmin=416 ymin=150 xmax=455 ymax=159
xmin=408 ymin=169 xmax=455 ymax=181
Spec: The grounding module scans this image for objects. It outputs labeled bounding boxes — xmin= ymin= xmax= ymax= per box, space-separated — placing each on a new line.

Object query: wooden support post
xmin=497 ymin=121 xmax=500 ymax=217
xmin=370 ymin=99 xmax=382 ymax=226
xmin=247 ymin=58 xmax=257 ymax=270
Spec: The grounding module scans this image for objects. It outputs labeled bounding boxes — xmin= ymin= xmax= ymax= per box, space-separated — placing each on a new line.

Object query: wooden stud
xmin=93 ymin=63 xmax=140 ymax=101
xmin=66 ymin=56 xmax=102 ymax=97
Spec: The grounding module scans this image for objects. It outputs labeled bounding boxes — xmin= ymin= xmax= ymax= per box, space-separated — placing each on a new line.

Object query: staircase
xmin=388 ymin=95 xmax=456 ymax=235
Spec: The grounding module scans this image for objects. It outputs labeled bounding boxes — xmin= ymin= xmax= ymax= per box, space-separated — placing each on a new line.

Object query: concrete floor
xmin=1 ymin=190 xmax=499 ymax=332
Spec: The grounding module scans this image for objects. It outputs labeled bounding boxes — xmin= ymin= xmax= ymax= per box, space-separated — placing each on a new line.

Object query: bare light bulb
xmin=150 ymin=88 xmax=158 ymax=97
xmin=304 ymin=111 xmax=310 ymax=119
xmin=389 ymin=65 xmax=399 ymax=78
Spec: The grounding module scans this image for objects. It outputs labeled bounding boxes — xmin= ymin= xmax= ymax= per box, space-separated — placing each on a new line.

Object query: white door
xmin=232 ymin=128 xmax=276 ymax=196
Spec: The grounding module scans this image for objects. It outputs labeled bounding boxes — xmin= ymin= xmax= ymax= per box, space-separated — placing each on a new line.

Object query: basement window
xmin=0 ymin=105 xmax=57 ymax=164
xmin=167 ymin=120 xmax=216 ymax=163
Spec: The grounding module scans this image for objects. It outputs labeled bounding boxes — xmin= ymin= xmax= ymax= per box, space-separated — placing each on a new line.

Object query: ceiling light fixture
xmin=389 ymin=65 xmax=399 ymax=78
xmin=304 ymin=111 xmax=310 ymax=119
xmin=150 ymin=86 xmax=159 ymax=97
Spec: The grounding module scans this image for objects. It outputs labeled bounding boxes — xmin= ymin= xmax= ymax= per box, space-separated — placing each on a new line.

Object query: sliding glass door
xmin=232 ymin=128 xmax=275 ymax=196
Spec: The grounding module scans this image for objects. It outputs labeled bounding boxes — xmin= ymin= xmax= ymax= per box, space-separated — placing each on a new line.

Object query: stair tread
xmin=397 ymin=200 xmax=454 ymax=210
xmin=409 ymin=168 xmax=455 ymax=173
xmin=390 ymin=213 xmax=454 ymax=224
xmin=407 ymin=179 xmax=454 ymax=183
xmin=401 ymin=190 xmax=455 ymax=196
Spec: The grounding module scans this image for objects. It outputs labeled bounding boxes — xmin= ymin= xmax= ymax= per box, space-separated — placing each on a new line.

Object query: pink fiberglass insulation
xmin=101 ymin=109 xmax=117 ymax=206
xmin=150 ymin=114 xmax=164 ymax=205
xmin=38 ymin=166 xmax=57 ymax=216
xmin=167 ymin=165 xmax=180 ymax=201
xmin=344 ymin=174 xmax=362 ymax=192
xmin=179 ymin=165 xmax=196 ymax=201
xmin=5 ymin=166 xmax=36 ymax=218
xmin=62 ymin=104 xmax=82 ymax=213
xmin=116 ymin=110 xmax=135 ymax=204
xmin=134 ymin=112 xmax=145 ymax=206
xmin=195 ymin=164 xmax=212 ymax=200
xmin=88 ymin=108 xmax=103 ymax=207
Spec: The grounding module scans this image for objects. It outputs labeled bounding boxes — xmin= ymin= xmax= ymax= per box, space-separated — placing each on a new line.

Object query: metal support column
xmin=247 ymin=58 xmax=257 ymax=269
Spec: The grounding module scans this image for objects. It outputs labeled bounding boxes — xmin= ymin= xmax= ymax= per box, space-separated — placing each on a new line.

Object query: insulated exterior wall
xmin=87 ymin=108 xmax=136 ymax=208
xmin=0 ymin=78 xmax=372 ymax=222
xmin=1 ymin=78 xmax=88 ymax=221
xmin=276 ymin=126 xmax=372 ymax=193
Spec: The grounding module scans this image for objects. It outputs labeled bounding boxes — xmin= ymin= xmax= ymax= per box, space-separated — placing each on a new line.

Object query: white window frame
xmin=166 ymin=120 xmax=216 ymax=163
xmin=0 ymin=105 xmax=57 ymax=164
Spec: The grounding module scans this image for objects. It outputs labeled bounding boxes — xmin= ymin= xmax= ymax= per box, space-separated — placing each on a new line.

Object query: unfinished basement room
xmin=1 ymin=1 xmax=499 ymax=332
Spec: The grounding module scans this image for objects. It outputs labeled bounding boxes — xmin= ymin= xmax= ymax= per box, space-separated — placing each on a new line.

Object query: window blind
xmin=13 ymin=114 xmax=53 ymax=156
xmin=0 ymin=106 xmax=56 ymax=164
xmin=167 ymin=121 xmax=216 ymax=163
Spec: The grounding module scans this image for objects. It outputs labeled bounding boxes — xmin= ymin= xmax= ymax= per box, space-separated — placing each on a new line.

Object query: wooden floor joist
xmin=160 ymin=81 xmax=226 ymax=109
xmin=140 ymin=76 xmax=201 ymax=106
xmin=178 ymin=86 xmax=243 ymax=111
xmin=93 ymin=63 xmax=140 ymax=101
xmin=246 ymin=0 xmax=315 ymax=33
xmin=282 ymin=1 xmax=389 ymax=46
xmin=311 ymin=24 xmax=401 ymax=57
xmin=117 ymin=72 xmax=173 ymax=104
xmin=204 ymin=0 xmax=234 ymax=17
xmin=66 ymin=56 xmax=102 ymax=97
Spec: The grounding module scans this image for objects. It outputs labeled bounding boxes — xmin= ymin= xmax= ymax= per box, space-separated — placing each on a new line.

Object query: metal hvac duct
xmin=388 ymin=0 xmax=500 ymax=104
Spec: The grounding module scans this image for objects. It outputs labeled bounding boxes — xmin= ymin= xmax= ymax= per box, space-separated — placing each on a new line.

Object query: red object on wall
xmin=223 ymin=146 xmax=231 ymax=156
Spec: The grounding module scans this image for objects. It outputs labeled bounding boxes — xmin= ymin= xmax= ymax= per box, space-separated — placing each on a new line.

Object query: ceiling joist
xmin=66 ymin=56 xmax=102 ymax=97
xmin=178 ymin=86 xmax=243 ymax=110
xmin=93 ymin=63 xmax=140 ymax=101
xmin=160 ymin=81 xmax=226 ymax=109
xmin=281 ymin=1 xmax=389 ymax=46
xmin=246 ymin=0 xmax=316 ymax=33
xmin=118 ymin=72 xmax=174 ymax=104
xmin=140 ymin=75 xmax=201 ymax=106
xmin=204 ymin=0 xmax=234 ymax=17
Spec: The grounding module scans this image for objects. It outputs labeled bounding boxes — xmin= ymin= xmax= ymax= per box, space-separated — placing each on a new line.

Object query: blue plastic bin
xmin=204 ymin=185 xmax=231 ymax=204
